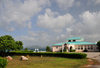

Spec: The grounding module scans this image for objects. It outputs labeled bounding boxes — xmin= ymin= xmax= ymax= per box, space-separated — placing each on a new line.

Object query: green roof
xmin=52 ymin=41 xmax=96 ymax=46
xmin=52 ymin=42 xmax=67 ymax=46
xmin=67 ymin=37 xmax=83 ymax=40
xmin=67 ymin=41 xmax=96 ymax=45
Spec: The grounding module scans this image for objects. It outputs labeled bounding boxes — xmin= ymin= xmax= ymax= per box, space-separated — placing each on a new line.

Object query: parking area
xmin=85 ymin=52 xmax=100 ymax=68
xmin=85 ymin=52 xmax=100 ymax=61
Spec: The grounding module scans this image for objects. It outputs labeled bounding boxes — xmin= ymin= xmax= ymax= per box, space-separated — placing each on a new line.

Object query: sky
xmin=0 ymin=0 xmax=100 ymax=48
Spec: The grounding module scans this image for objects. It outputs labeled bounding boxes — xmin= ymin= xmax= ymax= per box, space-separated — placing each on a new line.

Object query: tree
xmin=46 ymin=46 xmax=51 ymax=52
xmin=16 ymin=41 xmax=23 ymax=50
xmin=24 ymin=48 xmax=28 ymax=51
xmin=97 ymin=41 xmax=100 ymax=51
xmin=0 ymin=35 xmax=23 ymax=56
xmin=63 ymin=43 xmax=67 ymax=52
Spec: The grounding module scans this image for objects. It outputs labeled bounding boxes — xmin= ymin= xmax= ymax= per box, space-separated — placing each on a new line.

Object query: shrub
xmin=10 ymin=50 xmax=33 ymax=53
xmin=83 ymin=49 xmax=88 ymax=52
xmin=9 ymin=51 xmax=87 ymax=59
xmin=0 ymin=58 xmax=7 ymax=68
xmin=70 ymin=49 xmax=76 ymax=52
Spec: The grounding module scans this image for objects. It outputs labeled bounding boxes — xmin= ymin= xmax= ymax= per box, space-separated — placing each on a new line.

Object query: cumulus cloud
xmin=67 ymin=11 xmax=100 ymax=42
xmin=16 ymin=10 xmax=100 ymax=48
xmin=55 ymin=0 xmax=74 ymax=10
xmin=16 ymin=31 xmax=53 ymax=48
xmin=0 ymin=0 xmax=50 ymax=31
xmin=80 ymin=11 xmax=100 ymax=34
xmin=37 ymin=8 xmax=75 ymax=32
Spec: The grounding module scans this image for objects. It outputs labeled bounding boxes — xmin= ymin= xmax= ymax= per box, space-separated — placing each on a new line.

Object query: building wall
xmin=52 ymin=46 xmax=62 ymax=52
xmin=74 ymin=45 xmax=98 ymax=52
xmin=52 ymin=44 xmax=98 ymax=52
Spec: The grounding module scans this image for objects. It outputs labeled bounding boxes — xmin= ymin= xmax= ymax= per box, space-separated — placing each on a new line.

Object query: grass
xmin=7 ymin=56 xmax=87 ymax=68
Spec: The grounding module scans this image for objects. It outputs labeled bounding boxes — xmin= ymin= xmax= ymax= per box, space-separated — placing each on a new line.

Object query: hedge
xmin=10 ymin=50 xmax=33 ymax=53
xmin=0 ymin=57 xmax=7 ymax=68
xmin=9 ymin=52 xmax=87 ymax=59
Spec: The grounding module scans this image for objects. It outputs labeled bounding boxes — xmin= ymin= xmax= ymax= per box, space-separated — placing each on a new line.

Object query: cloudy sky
xmin=0 ymin=0 xmax=100 ymax=48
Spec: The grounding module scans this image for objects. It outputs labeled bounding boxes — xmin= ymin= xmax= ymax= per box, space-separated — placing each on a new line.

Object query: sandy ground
xmin=85 ymin=52 xmax=100 ymax=68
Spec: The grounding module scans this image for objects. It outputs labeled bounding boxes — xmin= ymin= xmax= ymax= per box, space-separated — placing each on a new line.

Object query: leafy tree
xmin=24 ymin=48 xmax=28 ymax=51
xmin=0 ymin=35 xmax=23 ymax=56
xmin=46 ymin=46 xmax=51 ymax=52
xmin=69 ymin=46 xmax=73 ymax=52
xmin=63 ymin=43 xmax=67 ymax=52
xmin=16 ymin=41 xmax=23 ymax=50
xmin=97 ymin=41 xmax=100 ymax=51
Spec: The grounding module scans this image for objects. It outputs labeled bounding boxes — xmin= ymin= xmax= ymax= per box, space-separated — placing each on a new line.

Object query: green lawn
xmin=7 ymin=56 xmax=87 ymax=68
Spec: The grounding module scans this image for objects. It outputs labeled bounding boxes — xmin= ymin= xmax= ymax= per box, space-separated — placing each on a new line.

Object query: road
xmin=85 ymin=52 xmax=100 ymax=68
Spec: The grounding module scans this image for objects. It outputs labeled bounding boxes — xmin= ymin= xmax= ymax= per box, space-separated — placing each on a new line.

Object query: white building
xmin=52 ymin=37 xmax=98 ymax=52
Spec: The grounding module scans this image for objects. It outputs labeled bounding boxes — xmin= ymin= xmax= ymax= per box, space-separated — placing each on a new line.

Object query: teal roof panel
xmin=52 ymin=41 xmax=96 ymax=46
xmin=67 ymin=41 xmax=96 ymax=45
xmin=52 ymin=42 xmax=67 ymax=46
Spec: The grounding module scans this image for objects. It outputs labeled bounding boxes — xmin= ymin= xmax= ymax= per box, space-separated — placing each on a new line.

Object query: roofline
xmin=52 ymin=42 xmax=96 ymax=46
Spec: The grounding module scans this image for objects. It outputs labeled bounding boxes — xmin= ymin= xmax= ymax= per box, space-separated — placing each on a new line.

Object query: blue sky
xmin=0 ymin=0 xmax=100 ymax=48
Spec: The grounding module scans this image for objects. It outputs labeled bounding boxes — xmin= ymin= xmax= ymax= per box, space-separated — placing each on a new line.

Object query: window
xmin=85 ymin=46 xmax=87 ymax=49
xmin=91 ymin=46 xmax=93 ymax=49
xmin=68 ymin=40 xmax=71 ymax=42
xmin=73 ymin=40 xmax=76 ymax=42
xmin=78 ymin=46 xmax=80 ymax=50
xmin=75 ymin=46 xmax=78 ymax=50
xmin=56 ymin=46 xmax=58 ymax=49
xmin=88 ymin=46 xmax=90 ymax=49
xmin=81 ymin=46 xmax=83 ymax=50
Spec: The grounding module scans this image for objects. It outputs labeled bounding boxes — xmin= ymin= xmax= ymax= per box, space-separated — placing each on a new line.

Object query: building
xmin=52 ymin=37 xmax=98 ymax=52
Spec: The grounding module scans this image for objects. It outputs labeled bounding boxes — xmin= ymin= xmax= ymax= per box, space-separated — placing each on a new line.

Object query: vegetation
xmin=15 ymin=41 xmax=23 ymax=50
xmin=0 ymin=57 xmax=7 ymax=68
xmin=46 ymin=46 xmax=51 ymax=52
xmin=0 ymin=35 xmax=23 ymax=56
xmin=24 ymin=48 xmax=28 ymax=51
xmin=7 ymin=56 xmax=87 ymax=68
xmin=63 ymin=44 xmax=67 ymax=52
xmin=10 ymin=50 xmax=33 ymax=53
xmin=97 ymin=41 xmax=100 ymax=51
xmin=9 ymin=52 xmax=87 ymax=59
xmin=83 ymin=48 xmax=88 ymax=52
xmin=70 ymin=49 xmax=76 ymax=52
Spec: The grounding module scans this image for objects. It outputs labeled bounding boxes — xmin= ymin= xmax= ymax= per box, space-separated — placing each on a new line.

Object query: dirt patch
xmin=81 ymin=58 xmax=100 ymax=68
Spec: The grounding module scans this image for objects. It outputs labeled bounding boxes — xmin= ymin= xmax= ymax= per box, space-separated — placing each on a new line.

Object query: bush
xmin=83 ymin=49 xmax=88 ymax=52
xmin=9 ymin=51 xmax=87 ymax=59
xmin=0 ymin=58 xmax=7 ymax=68
xmin=10 ymin=50 xmax=33 ymax=53
xmin=70 ymin=49 xmax=76 ymax=52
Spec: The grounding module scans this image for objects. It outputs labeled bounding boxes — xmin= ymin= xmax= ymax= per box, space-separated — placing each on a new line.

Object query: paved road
xmin=85 ymin=52 xmax=100 ymax=68
xmin=85 ymin=52 xmax=100 ymax=62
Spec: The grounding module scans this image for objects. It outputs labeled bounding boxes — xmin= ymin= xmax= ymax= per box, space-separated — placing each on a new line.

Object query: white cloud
xmin=0 ymin=0 xmax=50 ymax=31
xmin=16 ymin=31 xmax=52 ymax=48
xmin=94 ymin=0 xmax=100 ymax=4
xmin=37 ymin=8 xmax=75 ymax=32
xmin=80 ymin=11 xmax=100 ymax=33
xmin=55 ymin=0 xmax=74 ymax=10
xmin=66 ymin=11 xmax=100 ymax=42
xmin=16 ymin=11 xmax=100 ymax=48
